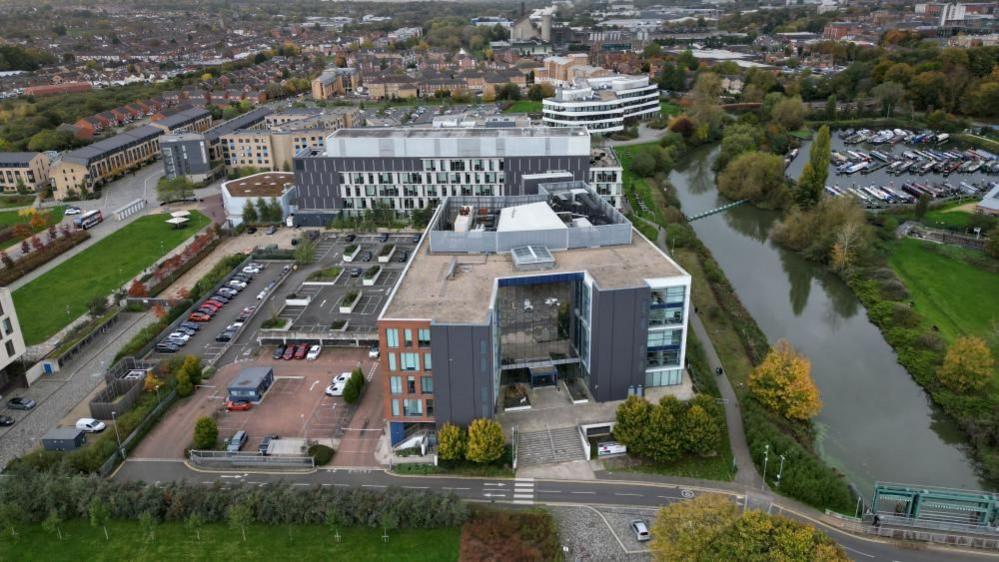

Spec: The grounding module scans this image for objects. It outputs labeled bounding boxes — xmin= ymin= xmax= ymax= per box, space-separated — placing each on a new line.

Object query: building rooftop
xmin=325 ymin=126 xmax=590 ymax=158
xmin=381 ymin=228 xmax=687 ymax=324
xmin=330 ymin=127 xmax=587 ymax=140
xmin=0 ymin=152 xmax=41 ymax=166
xmin=222 ymin=172 xmax=294 ymax=198
xmin=590 ymin=147 xmax=620 ymax=168
xmin=978 ymin=184 xmax=999 ymax=212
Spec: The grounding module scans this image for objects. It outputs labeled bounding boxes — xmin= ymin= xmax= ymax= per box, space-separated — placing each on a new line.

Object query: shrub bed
xmin=459 ymin=508 xmax=560 ymax=562
xmin=308 ymin=443 xmax=335 ymax=465
xmin=0 ymin=229 xmax=89 ymax=285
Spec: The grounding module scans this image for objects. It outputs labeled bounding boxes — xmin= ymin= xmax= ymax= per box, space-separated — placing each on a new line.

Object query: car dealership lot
xmin=132 ymin=347 xmax=372 ymax=459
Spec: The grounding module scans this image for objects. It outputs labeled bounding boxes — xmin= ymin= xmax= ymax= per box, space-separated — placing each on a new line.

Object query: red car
xmin=282 ymin=345 xmax=296 ymax=360
xmin=293 ymin=344 xmax=308 ymax=360
xmin=225 ymin=399 xmax=252 ymax=411
xmin=205 ymin=299 xmax=226 ymax=308
xmin=188 ymin=312 xmax=212 ymax=322
xmin=200 ymin=303 xmax=221 ymax=312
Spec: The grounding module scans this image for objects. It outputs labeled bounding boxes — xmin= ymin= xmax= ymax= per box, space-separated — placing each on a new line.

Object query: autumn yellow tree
xmin=437 ymin=422 xmax=467 ymax=462
xmin=748 ymin=339 xmax=822 ymax=421
xmin=938 ymin=336 xmax=995 ymax=393
xmin=650 ymin=494 xmax=739 ymax=561
xmin=466 ymin=418 xmax=505 ymax=464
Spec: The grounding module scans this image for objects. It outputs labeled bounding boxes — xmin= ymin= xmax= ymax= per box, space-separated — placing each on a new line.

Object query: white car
xmin=306 ymin=345 xmax=322 ymax=360
xmin=167 ymin=332 xmax=191 ymax=342
xmin=228 ymin=280 xmax=247 ymax=289
xmin=75 ymin=418 xmax=106 ymax=433
xmin=242 ymin=266 xmax=261 ymax=275
xmin=256 ymin=289 xmax=269 ymax=300
xmin=64 ymin=207 xmax=82 ymax=216
xmin=334 ymin=372 xmax=351 ymax=385
xmin=324 ymin=382 xmax=345 ymax=397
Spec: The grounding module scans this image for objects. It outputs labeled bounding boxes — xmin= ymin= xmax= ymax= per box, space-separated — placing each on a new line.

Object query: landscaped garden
xmin=13 ymin=211 xmax=210 ymax=345
xmin=502 ymin=100 xmax=543 ymax=113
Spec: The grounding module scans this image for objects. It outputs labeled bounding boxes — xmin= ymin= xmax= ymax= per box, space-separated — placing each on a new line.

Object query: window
xmin=2 ymin=319 xmax=10 ymax=337
xmin=421 ymin=376 xmax=433 ymax=394
xmin=386 ymin=328 xmax=400 ymax=348
xmin=401 ymin=352 xmax=419 ymax=371
xmin=407 ymin=376 xmax=416 ymax=393
xmin=390 ymin=376 xmax=402 ymax=394
xmin=423 ymin=352 xmax=432 ymax=371
xmin=391 ymin=399 xmax=400 ymax=417
xmin=4 ymin=340 xmax=13 ymax=357
xmin=426 ymin=399 xmax=434 ymax=417
xmin=666 ymin=286 xmax=685 ymax=304
xmin=388 ymin=353 xmax=397 ymax=372
xmin=404 ymin=329 xmax=413 ymax=346
xmin=418 ymin=329 xmax=431 ymax=347
xmin=647 ymin=329 xmax=681 ymax=348
xmin=403 ymin=399 xmax=423 ymax=417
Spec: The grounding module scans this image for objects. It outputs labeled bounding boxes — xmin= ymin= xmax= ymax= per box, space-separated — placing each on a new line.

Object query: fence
xmin=97 ymin=389 xmax=178 ymax=477
xmin=49 ymin=308 xmax=122 ymax=367
xmin=188 ymin=450 xmax=315 ymax=470
xmin=114 ymin=198 xmax=147 ymax=220
xmin=825 ymin=509 xmax=999 ymax=553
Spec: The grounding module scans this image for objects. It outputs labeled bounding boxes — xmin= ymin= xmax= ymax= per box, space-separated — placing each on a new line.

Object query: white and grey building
xmin=543 ymin=75 xmax=660 ymax=134
xmin=0 ymin=288 xmax=26 ymax=391
xmin=160 ymin=133 xmax=214 ymax=183
xmin=292 ymin=127 xmax=623 ymax=224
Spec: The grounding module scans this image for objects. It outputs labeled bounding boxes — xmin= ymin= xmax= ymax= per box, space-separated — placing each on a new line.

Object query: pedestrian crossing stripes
xmin=480 ymin=478 xmax=535 ymax=505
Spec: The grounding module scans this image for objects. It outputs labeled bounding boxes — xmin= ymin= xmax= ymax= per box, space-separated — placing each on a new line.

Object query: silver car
xmin=630 ymin=520 xmax=651 ymax=542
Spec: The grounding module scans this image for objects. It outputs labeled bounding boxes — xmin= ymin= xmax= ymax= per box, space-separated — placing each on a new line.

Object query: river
xmin=669 ymin=144 xmax=984 ymax=494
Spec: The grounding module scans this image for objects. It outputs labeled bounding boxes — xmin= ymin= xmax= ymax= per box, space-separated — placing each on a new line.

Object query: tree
xmin=718 ymin=152 xmax=788 ymax=207
xmin=824 ymin=94 xmax=837 ymax=120
xmin=242 ymin=200 xmax=258 ymax=225
xmin=175 ymin=368 xmax=194 ymax=397
xmin=179 ymin=355 xmax=204 ymax=386
xmin=267 ymin=197 xmax=284 ymax=223
xmin=749 ymin=340 xmax=822 ymax=421
xmin=193 ymin=416 xmax=218 ymax=450
xmin=613 ymin=395 xmax=653 ymax=455
xmin=29 ymin=212 xmax=47 ymax=231
xmin=986 ymin=225 xmax=999 ymax=259
xmin=649 ymin=494 xmax=739 ymax=561
xmin=294 ymin=238 xmax=316 ymax=265
xmin=185 ymin=513 xmax=204 ymax=541
xmin=872 ymin=81 xmax=905 ymax=117
xmin=796 ymin=125 xmax=830 ymax=209
xmin=255 ymin=198 xmax=269 ymax=224
xmin=227 ymin=503 xmax=253 ymax=542
xmin=646 ymin=396 xmax=685 ymax=464
xmin=343 ymin=368 xmax=365 ymax=404
xmin=771 ymin=96 xmax=806 ymax=130
xmin=437 ymin=423 xmax=467 ymax=462
xmin=89 ymin=497 xmax=110 ymax=541
xmin=681 ymin=398 xmax=722 ymax=457
xmin=42 ymin=510 xmax=62 ymax=541
xmin=914 ymin=194 xmax=931 ymax=219
xmin=0 ymin=501 xmax=23 ymax=540
xmin=27 ymin=129 xmax=74 ymax=152
xmin=139 ymin=511 xmax=157 ymax=543
xmin=466 ymin=418 xmax=505 ymax=464
xmin=689 ymin=73 xmax=723 ymax=133
xmin=938 ymin=336 xmax=995 ymax=393
xmin=630 ymin=150 xmax=657 ymax=177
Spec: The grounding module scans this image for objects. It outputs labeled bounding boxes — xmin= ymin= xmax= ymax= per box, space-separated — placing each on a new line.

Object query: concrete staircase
xmin=517 ymin=426 xmax=586 ymax=467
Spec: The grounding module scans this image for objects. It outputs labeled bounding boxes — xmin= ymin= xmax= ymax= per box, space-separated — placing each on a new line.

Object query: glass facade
xmin=645 ymin=284 xmax=686 ymax=387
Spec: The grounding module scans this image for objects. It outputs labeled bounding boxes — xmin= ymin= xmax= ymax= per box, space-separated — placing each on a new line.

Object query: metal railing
xmin=188 ymin=449 xmax=315 ymax=470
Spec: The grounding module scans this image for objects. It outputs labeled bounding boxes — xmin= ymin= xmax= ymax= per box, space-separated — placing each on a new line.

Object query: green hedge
xmin=308 ymin=444 xmax=335 ymax=465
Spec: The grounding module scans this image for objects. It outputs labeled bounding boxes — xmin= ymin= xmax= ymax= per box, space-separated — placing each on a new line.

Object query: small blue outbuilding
xmin=227 ymin=367 xmax=274 ymax=402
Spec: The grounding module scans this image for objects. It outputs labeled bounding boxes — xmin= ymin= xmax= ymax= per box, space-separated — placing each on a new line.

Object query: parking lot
xmin=147 ymin=260 xmax=290 ymax=364
xmin=133 ymin=347 xmax=373 ymax=459
xmin=274 ymin=232 xmax=418 ymax=335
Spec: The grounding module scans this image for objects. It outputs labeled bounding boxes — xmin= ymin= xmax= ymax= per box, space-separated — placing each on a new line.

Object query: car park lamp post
xmin=761 ymin=444 xmax=769 ymax=490
xmin=111 ymin=410 xmax=125 ymax=459
xmin=776 ymin=454 xmax=785 ymax=489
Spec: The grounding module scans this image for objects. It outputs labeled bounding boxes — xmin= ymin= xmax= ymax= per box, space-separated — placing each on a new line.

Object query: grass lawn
xmin=393 ymin=461 xmax=515 ymax=478
xmin=921 ymin=201 xmax=978 ymax=230
xmin=610 ymin=453 xmax=735 ymax=481
xmin=0 ymin=520 xmax=460 ymax=562
xmin=503 ymin=100 xmax=543 ymax=113
xmin=888 ymin=238 xmax=999 ymax=344
xmin=660 ymin=100 xmax=682 ymax=116
xmin=13 ymin=211 xmax=210 ymax=345
xmin=0 ymin=205 xmax=65 ymax=227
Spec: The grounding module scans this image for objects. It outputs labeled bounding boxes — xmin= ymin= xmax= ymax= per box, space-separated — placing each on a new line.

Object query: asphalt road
xmin=113 ymin=459 xmax=996 ymax=562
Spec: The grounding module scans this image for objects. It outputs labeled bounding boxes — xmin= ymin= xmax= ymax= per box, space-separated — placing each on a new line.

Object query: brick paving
xmin=0 ymin=311 xmax=155 ymax=468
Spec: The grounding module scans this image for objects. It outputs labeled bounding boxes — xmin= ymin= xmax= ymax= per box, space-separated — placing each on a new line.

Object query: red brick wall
xmin=377 ymin=319 xmax=435 ymax=424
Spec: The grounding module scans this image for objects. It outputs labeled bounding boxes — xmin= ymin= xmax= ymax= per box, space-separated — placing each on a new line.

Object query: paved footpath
xmin=0 ymin=311 xmax=155 ymax=468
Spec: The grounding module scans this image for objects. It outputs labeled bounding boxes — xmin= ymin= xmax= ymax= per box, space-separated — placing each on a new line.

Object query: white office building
xmin=0 ymin=288 xmax=26 ymax=390
xmin=543 ymin=75 xmax=660 ymax=134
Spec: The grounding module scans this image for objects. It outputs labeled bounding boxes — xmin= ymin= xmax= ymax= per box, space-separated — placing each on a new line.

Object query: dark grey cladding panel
xmin=293 ymin=155 xmax=423 ymax=210
xmin=589 ymin=285 xmax=649 ymax=402
xmin=430 ymin=323 xmax=494 ymax=426
xmin=505 ymin=155 xmax=590 ymax=195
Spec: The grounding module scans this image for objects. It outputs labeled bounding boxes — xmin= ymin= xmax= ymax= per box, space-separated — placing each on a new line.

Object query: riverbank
xmin=616 ymin=141 xmax=856 ymax=513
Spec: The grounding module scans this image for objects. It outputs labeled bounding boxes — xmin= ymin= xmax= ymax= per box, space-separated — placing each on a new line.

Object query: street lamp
xmin=111 ymin=410 xmax=125 ymax=459
xmin=761 ymin=444 xmax=770 ymax=490
xmin=776 ymin=454 xmax=786 ymax=489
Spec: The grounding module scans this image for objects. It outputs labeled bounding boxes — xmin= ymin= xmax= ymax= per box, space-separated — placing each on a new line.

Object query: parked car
xmin=368 ymin=345 xmax=380 ymax=359
xmin=361 ymin=251 xmax=372 ymax=262
xmin=350 ymin=267 xmax=362 ymax=277
xmin=306 ymin=345 xmax=322 ymax=360
xmin=167 ymin=332 xmax=191 ymax=342
xmin=242 ymin=266 xmax=261 ymax=275
xmin=76 ymin=418 xmax=106 ymax=433
xmin=188 ymin=312 xmax=212 ymax=322
xmin=379 ymin=232 xmax=389 ymax=242
xmin=64 ymin=207 xmax=82 ymax=216
xmin=293 ymin=344 xmax=308 ymax=360
xmin=226 ymin=430 xmax=248 ymax=453
xmin=211 ymin=294 xmax=230 ymax=304
xmin=0 ymin=415 xmax=13 ymax=426
xmin=412 ymin=234 xmax=420 ymax=244
xmin=247 ymin=226 xmax=257 ymax=234
xmin=216 ymin=331 xmax=233 ymax=342
xmin=225 ymin=400 xmax=252 ymax=412
xmin=630 ymin=520 xmax=651 ymax=542
xmin=156 ymin=341 xmax=180 ymax=353
xmin=345 ymin=233 xmax=356 ymax=243
xmin=397 ymin=250 xmax=409 ymax=263
xmin=200 ymin=301 xmax=222 ymax=310
xmin=195 ymin=308 xmax=217 ymax=317
xmin=228 ymin=280 xmax=247 ymax=289
xmin=273 ymin=345 xmax=286 ymax=360
xmin=325 ymin=381 xmax=345 ymax=397
xmin=265 ymin=225 xmax=277 ymax=235
xmin=259 ymin=434 xmax=279 ymax=455
xmin=180 ymin=321 xmax=201 ymax=331
xmin=218 ymin=287 xmax=238 ymax=297
xmin=282 ymin=346 xmax=296 ymax=360
xmin=6 ymin=397 xmax=36 ymax=410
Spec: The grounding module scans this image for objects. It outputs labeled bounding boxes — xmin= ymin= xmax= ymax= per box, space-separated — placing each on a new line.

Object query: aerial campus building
xmin=375 ymin=182 xmax=691 ymax=443
xmin=291 ymin=127 xmax=624 ymax=223
xmin=542 ymin=74 xmax=660 ymax=134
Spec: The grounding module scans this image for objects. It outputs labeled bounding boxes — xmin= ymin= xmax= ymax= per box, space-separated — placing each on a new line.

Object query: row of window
xmin=386 ymin=352 xmax=432 ymax=372
xmin=647 ymin=328 xmax=682 ymax=349
xmin=389 ymin=375 xmax=433 ymax=395
xmin=385 ymin=328 xmax=431 ymax=348
xmin=340 ymin=171 xmax=503 ymax=186
xmin=341 ymin=185 xmax=499 ymax=199
xmin=390 ymin=397 xmax=434 ymax=418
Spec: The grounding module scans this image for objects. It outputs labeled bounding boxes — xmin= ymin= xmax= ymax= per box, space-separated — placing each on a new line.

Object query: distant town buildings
xmin=0 ymin=152 xmax=51 ymax=192
xmin=221 ymin=171 xmax=297 ymax=227
xmin=542 ymin=74 xmax=660 ymax=134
